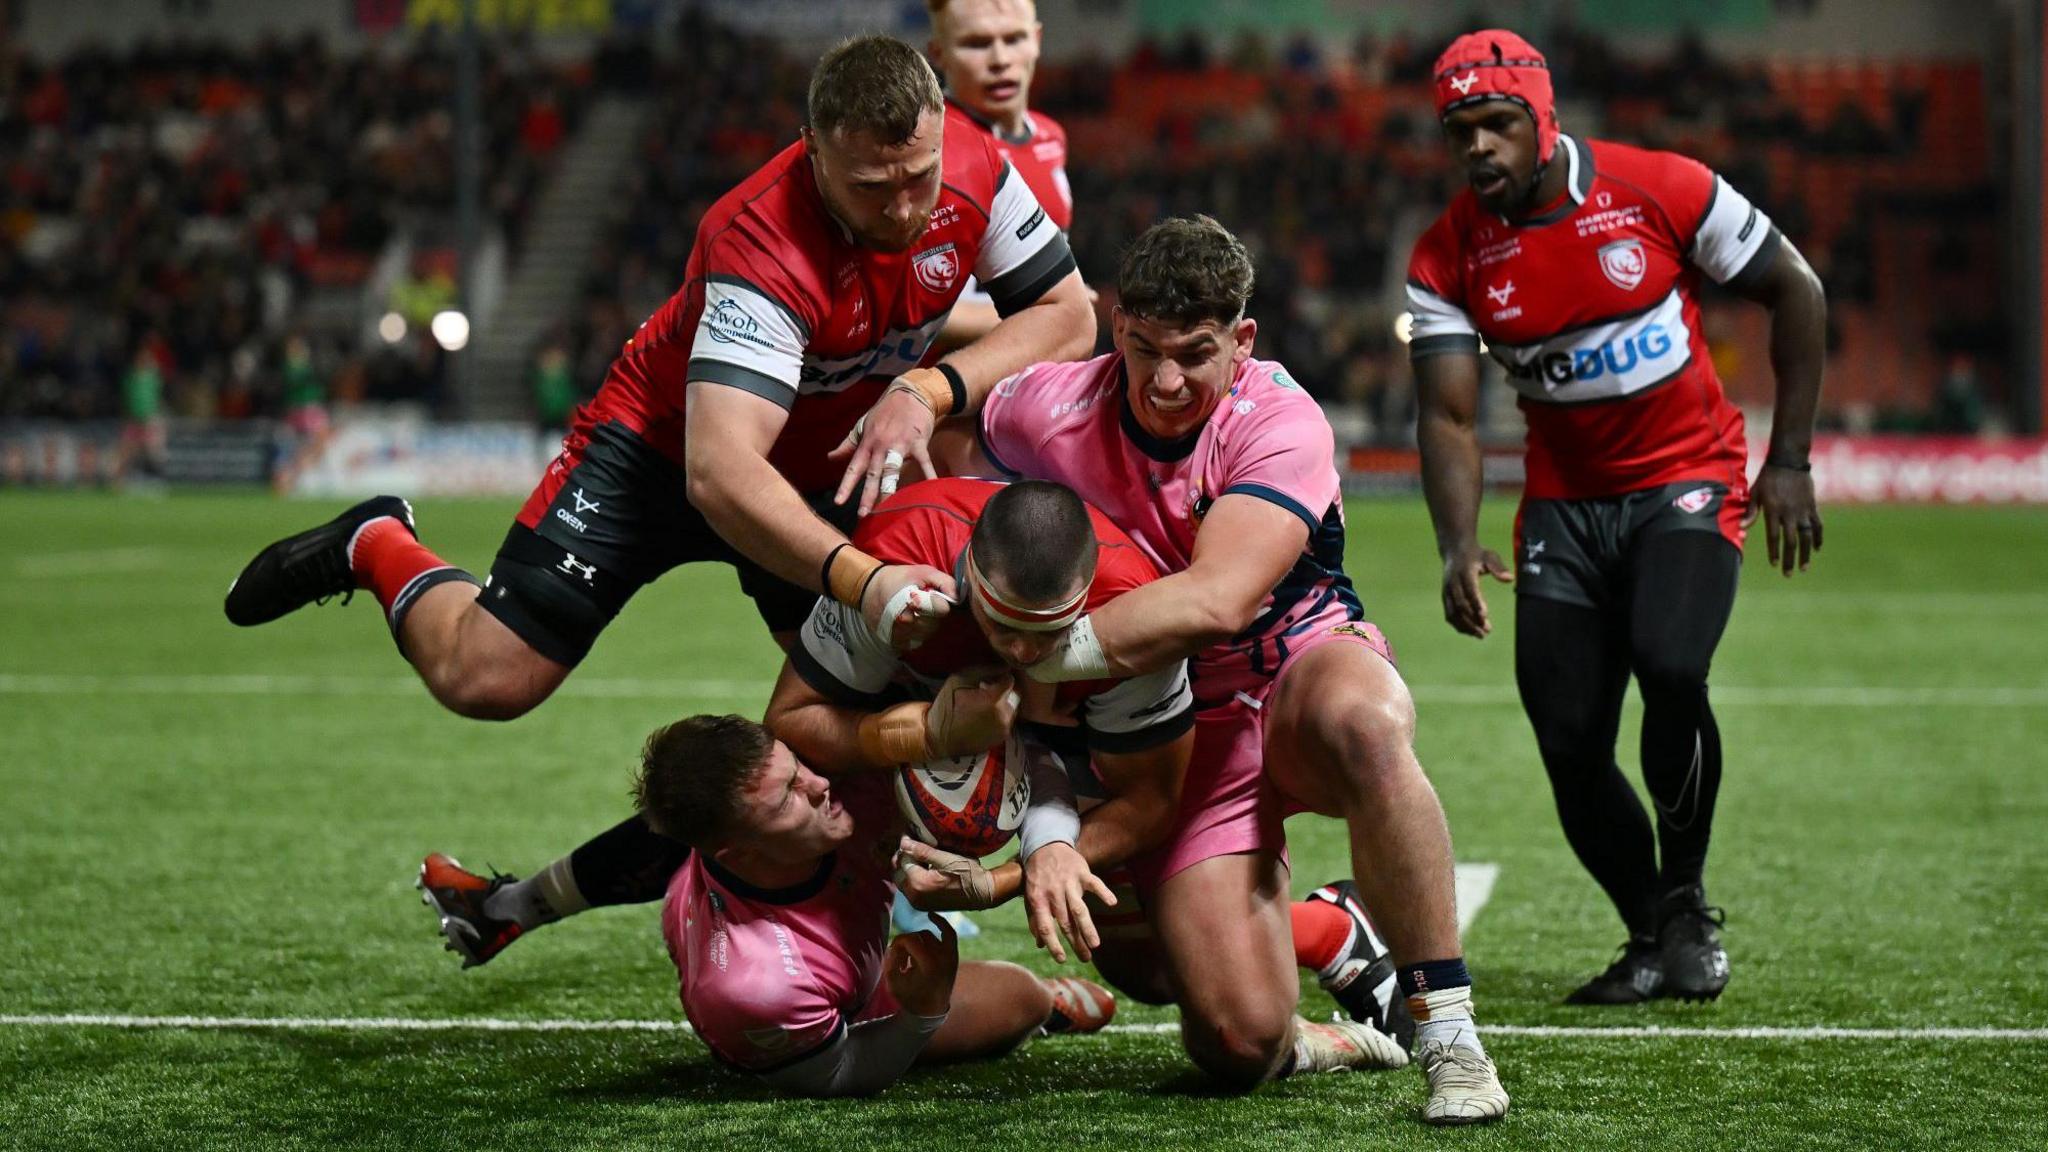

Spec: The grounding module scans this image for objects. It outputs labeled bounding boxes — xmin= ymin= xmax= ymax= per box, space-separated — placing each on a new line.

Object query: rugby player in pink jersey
xmin=1407 ymin=30 xmax=1826 ymax=1006
xmin=635 ymin=713 xmax=1111 ymax=1095
xmin=926 ymin=216 xmax=1508 ymax=1124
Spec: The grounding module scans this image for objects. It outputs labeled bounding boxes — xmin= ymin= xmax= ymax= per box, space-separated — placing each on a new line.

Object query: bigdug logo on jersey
xmin=1494 ymin=288 xmax=1693 ymax=403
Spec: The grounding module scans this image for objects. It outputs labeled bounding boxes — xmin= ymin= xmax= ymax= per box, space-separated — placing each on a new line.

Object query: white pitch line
xmin=1454 ymin=863 xmax=1499 ymax=936
xmin=2 ymin=673 xmax=2043 ymax=709
xmin=2 ymin=1015 xmax=2044 ymax=1042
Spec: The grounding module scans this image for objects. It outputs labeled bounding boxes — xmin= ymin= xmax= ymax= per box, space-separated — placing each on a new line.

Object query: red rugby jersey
xmin=1407 ymin=135 xmax=1780 ymax=500
xmin=791 ymin=478 xmax=1192 ymax=755
xmin=947 ymin=99 xmax=1072 ymax=230
xmin=587 ymin=106 xmax=1075 ymax=494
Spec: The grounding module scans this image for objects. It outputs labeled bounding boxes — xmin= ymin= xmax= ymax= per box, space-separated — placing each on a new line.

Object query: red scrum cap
xmin=1433 ymin=30 xmax=1559 ymax=166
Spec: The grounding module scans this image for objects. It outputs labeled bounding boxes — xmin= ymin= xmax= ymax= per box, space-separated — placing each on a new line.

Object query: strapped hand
xmin=865 ymin=564 xmax=957 ymax=651
xmin=925 ymin=668 xmax=1018 ymax=758
xmin=893 ymin=837 xmax=998 ymax=911
xmin=831 ymin=369 xmax=948 ymax=515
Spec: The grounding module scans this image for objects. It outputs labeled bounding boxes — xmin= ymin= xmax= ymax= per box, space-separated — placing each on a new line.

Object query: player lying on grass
xmin=1407 ymin=29 xmax=1826 ymax=1005
xmin=910 ymin=215 xmax=1508 ymax=1123
xmin=633 ymin=712 xmax=1113 ymax=1097
xmin=226 ymin=35 xmax=1091 ymax=937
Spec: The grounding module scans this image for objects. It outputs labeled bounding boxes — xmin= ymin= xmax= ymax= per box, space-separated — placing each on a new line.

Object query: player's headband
xmin=1432 ymin=30 xmax=1559 ymax=167
xmin=966 ymin=546 xmax=1087 ymax=632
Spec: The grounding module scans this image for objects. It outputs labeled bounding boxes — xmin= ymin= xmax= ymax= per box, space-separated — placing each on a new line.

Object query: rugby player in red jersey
xmin=769 ymin=476 xmax=1406 ymax=1079
xmin=924 ymin=0 xmax=1076 ymax=347
xmin=225 ymin=37 xmax=1091 ymax=940
xmin=1408 ymin=30 xmax=1827 ymax=1005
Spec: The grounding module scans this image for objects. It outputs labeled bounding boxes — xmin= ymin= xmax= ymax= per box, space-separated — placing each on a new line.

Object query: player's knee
xmin=1631 ymin=645 xmax=1710 ymax=699
xmin=1091 ymin=946 xmax=1176 ymax=1005
xmin=428 ymin=665 xmax=550 ymax=721
xmin=1319 ymin=691 xmax=1419 ymax=803
xmin=1181 ymin=1009 xmax=1292 ymax=1091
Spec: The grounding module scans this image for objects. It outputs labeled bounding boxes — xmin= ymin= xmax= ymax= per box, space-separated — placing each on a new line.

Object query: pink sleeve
xmin=1217 ymin=388 xmax=1340 ymax=533
xmin=976 ymin=362 xmax=1054 ymax=478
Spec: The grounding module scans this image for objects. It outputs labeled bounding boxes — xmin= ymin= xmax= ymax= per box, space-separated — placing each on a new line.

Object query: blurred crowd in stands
xmin=0 ymin=32 xmax=588 ymax=426
xmin=0 ymin=13 xmax=2013 ymax=445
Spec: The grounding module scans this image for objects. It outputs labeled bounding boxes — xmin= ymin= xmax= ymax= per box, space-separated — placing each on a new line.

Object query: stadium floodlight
xmin=379 ymin=312 xmax=408 ymax=344
xmin=430 ymin=310 xmax=472 ymax=352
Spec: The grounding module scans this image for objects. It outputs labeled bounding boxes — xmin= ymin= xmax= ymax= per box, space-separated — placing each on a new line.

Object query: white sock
xmin=1410 ymin=986 xmax=1487 ymax=1057
xmin=484 ymin=856 xmax=589 ymax=929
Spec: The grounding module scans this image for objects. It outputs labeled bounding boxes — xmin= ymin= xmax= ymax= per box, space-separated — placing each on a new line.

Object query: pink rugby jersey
xmin=660 ymin=777 xmax=900 ymax=1074
xmin=978 ymin=353 xmax=1362 ymax=706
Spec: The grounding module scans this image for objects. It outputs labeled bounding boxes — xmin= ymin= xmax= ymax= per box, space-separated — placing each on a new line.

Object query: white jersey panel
xmin=1493 ymin=288 xmax=1695 ymax=404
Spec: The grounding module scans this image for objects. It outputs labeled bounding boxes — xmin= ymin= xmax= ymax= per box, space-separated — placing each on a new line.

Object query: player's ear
xmin=1109 ymin=305 xmax=1129 ymax=349
xmin=1232 ymin=317 xmax=1258 ymax=362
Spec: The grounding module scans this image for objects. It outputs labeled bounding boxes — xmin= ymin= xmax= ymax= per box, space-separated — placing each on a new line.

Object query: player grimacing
xmin=1407 ymin=30 xmax=1826 ymax=1004
xmin=637 ymin=714 xmax=1115 ymax=1096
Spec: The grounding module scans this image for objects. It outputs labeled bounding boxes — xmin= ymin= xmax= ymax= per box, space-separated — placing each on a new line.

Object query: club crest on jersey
xmin=913 ymin=243 xmax=960 ymax=293
xmin=1598 ymin=239 xmax=1647 ymax=292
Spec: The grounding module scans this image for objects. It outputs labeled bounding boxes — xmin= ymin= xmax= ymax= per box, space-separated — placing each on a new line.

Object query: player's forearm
xmin=944 ymin=273 xmax=1094 ymax=413
xmin=1073 ymin=790 xmax=1175 ymax=873
xmin=1417 ymin=405 xmax=1487 ymax=558
xmin=1085 ymin=568 xmax=1262 ymax=677
xmin=766 ymin=699 xmax=887 ymax=776
xmin=687 ymin=446 xmax=847 ymax=593
xmin=934 ymin=298 xmax=1003 ymax=353
xmin=1763 ymin=262 xmax=1828 ymax=463
xmin=758 ymin=1011 xmax=947 ymax=1098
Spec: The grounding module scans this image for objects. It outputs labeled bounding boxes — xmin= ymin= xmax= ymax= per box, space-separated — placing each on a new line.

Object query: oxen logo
xmin=1598 ymin=239 xmax=1647 ymax=292
xmin=913 ymin=243 xmax=960 ymax=293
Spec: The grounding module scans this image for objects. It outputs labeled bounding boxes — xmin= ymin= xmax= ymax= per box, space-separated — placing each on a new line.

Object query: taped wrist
xmin=1025 ymin=614 xmax=1111 ymax=683
xmin=857 ymin=701 xmax=935 ymax=766
xmin=826 ymin=545 xmax=884 ymax=608
xmin=889 ymin=367 xmax=954 ymax=419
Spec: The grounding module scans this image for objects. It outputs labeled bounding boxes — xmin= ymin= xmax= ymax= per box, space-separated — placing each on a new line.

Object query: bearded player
xmin=925 ymin=0 xmax=1075 ymax=349
xmin=1407 ymin=30 xmax=1826 ymax=1005
xmin=231 ymin=38 xmax=1090 ymax=934
xmin=636 ymin=713 xmax=1113 ymax=1096
xmin=920 ymin=216 xmax=1506 ymax=1123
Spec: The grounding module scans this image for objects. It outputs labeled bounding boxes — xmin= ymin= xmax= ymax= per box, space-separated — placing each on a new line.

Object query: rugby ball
xmin=894 ymin=741 xmax=1029 ymax=858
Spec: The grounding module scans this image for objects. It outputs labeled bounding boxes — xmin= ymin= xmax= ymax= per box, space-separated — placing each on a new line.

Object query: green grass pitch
xmin=2 ymin=491 xmax=2045 ymax=1150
